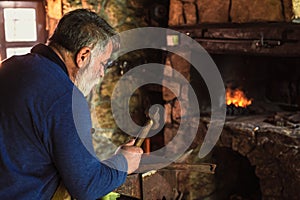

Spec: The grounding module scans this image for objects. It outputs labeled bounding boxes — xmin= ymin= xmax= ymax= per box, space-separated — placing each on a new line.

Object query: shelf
xmin=168 ymin=23 xmax=300 ymax=57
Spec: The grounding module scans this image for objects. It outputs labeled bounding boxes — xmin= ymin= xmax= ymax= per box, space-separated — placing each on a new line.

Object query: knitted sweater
xmin=0 ymin=44 xmax=127 ymax=200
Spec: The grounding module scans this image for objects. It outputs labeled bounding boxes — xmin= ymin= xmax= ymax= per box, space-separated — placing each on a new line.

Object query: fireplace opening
xmin=212 ymin=146 xmax=262 ymax=200
xmin=190 ymin=53 xmax=300 ymax=115
xmin=183 ymin=52 xmax=300 ymax=199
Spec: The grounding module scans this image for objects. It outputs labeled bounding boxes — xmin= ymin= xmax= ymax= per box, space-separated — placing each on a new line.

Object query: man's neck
xmin=48 ymin=44 xmax=79 ymax=83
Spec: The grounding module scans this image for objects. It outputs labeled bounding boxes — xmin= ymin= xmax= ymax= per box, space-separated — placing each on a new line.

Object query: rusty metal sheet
xmin=115 ymin=163 xmax=216 ymax=199
xmin=142 ymin=170 xmax=177 ymax=200
xmin=115 ymin=174 xmax=141 ymax=199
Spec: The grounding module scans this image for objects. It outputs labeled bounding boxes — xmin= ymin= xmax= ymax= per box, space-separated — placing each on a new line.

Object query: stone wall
xmin=164 ymin=0 xmax=300 ymax=199
xmin=164 ymin=0 xmax=298 ymax=151
xmin=214 ymin=115 xmax=300 ymax=200
xmin=163 ymin=114 xmax=300 ymax=199
xmin=168 ymin=0 xmax=295 ymax=26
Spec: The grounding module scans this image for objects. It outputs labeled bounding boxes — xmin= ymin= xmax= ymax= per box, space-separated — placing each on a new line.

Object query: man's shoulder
xmin=0 ymin=54 xmax=76 ymax=111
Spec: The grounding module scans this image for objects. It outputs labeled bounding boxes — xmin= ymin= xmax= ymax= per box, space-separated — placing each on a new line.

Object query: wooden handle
xmin=134 ymin=119 xmax=153 ymax=147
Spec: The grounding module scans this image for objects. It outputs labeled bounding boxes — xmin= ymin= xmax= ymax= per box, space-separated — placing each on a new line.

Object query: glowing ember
xmin=226 ymin=88 xmax=252 ymax=107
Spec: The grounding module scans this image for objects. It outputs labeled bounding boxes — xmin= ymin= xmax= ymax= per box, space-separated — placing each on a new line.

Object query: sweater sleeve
xmin=45 ymin=89 xmax=127 ymax=200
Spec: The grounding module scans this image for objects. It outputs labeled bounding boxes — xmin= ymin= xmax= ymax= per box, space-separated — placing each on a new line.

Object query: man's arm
xmin=111 ymin=139 xmax=143 ymax=174
xmin=45 ymin=90 xmax=142 ymax=199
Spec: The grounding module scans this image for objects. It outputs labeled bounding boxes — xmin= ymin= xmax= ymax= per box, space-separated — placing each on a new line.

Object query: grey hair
xmin=48 ymin=9 xmax=119 ymax=55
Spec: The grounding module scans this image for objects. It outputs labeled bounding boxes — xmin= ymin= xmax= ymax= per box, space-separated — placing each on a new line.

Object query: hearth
xmin=194 ymin=53 xmax=300 ymax=115
xmin=161 ymin=23 xmax=300 ymax=199
xmin=114 ymin=23 xmax=300 ymax=200
xmin=177 ymin=50 xmax=300 ymax=199
xmin=176 ymin=23 xmax=300 ymax=114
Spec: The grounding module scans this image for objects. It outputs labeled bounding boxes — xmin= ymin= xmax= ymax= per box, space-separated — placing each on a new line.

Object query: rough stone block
xmin=183 ymin=2 xmax=198 ymax=25
xmin=174 ymin=70 xmax=190 ymax=82
xmin=236 ymin=137 xmax=255 ymax=156
xmin=162 ymin=86 xmax=176 ymax=102
xmin=196 ymin=0 xmax=230 ymax=23
xmin=169 ymin=0 xmax=185 ymax=26
xmin=231 ymin=0 xmax=284 ymax=22
xmin=162 ymin=79 xmax=181 ymax=101
xmin=164 ymin=103 xmax=172 ymax=124
xmin=170 ymin=53 xmax=191 ymax=74
xmin=172 ymin=99 xmax=181 ymax=123
xmin=283 ymin=0 xmax=294 ymax=21
xmin=164 ymin=125 xmax=179 ymax=145
xmin=164 ymin=57 xmax=173 ymax=77
xmin=260 ymin=178 xmax=283 ymax=196
xmin=180 ymin=84 xmax=189 ymax=101
xmin=255 ymin=163 xmax=279 ymax=178
xmin=179 ymin=100 xmax=190 ymax=118
xmin=293 ymin=0 xmax=300 ymax=19
xmin=218 ymin=129 xmax=233 ymax=148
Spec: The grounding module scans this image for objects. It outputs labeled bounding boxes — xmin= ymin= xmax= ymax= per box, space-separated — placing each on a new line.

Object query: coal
xmin=226 ymin=104 xmax=250 ymax=116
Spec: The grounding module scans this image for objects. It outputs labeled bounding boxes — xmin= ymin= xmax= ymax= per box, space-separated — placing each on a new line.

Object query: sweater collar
xmin=31 ymin=43 xmax=68 ymax=76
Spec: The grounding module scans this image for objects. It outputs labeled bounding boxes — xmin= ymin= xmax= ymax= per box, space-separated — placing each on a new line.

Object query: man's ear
xmin=76 ymin=47 xmax=91 ymax=68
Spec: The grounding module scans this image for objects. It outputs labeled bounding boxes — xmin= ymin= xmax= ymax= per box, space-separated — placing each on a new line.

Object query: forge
xmin=87 ymin=1 xmax=300 ymax=199
xmin=114 ymin=24 xmax=300 ymax=199
xmin=159 ymin=23 xmax=300 ymax=200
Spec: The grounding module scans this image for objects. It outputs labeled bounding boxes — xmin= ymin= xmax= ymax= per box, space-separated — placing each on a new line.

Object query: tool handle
xmin=134 ymin=119 xmax=153 ymax=147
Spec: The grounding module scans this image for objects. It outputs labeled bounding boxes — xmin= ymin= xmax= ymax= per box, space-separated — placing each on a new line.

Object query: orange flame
xmin=226 ymin=88 xmax=252 ymax=107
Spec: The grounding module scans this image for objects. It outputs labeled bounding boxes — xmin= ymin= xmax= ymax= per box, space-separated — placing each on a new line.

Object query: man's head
xmin=48 ymin=9 xmax=119 ymax=96
xmin=74 ymin=40 xmax=113 ymax=96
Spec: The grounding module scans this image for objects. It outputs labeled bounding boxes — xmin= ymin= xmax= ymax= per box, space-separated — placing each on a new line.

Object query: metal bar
xmin=162 ymin=163 xmax=216 ymax=174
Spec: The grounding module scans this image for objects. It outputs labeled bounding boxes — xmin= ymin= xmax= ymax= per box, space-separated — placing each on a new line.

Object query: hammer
xmin=134 ymin=107 xmax=160 ymax=147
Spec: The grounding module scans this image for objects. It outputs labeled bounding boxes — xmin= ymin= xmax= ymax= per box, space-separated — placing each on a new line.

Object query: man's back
xmin=0 ymin=51 xmax=127 ymax=199
xmin=0 ymin=53 xmax=74 ymax=199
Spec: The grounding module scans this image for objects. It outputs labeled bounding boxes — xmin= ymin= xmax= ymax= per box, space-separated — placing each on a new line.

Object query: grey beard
xmin=75 ymin=75 xmax=103 ymax=97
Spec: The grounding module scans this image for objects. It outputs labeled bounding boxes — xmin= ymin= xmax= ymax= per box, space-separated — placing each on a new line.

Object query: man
xmin=0 ymin=9 xmax=143 ymax=199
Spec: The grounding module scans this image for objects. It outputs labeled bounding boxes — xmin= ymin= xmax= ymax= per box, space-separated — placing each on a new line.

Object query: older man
xmin=0 ymin=9 xmax=143 ymax=199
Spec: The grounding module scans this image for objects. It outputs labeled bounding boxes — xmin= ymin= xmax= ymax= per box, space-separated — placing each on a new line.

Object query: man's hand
xmin=115 ymin=139 xmax=143 ymax=174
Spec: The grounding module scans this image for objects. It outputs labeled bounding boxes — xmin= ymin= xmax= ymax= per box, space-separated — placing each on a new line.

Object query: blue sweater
xmin=0 ymin=44 xmax=127 ymax=199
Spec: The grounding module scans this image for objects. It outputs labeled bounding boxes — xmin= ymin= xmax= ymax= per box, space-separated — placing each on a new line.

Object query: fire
xmin=226 ymin=88 xmax=252 ymax=107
